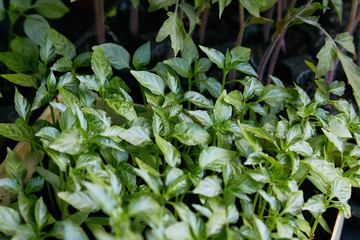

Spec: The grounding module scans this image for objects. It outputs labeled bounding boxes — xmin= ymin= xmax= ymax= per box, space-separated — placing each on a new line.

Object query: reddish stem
xmin=264 ymin=6 xmax=275 ymax=42
xmin=199 ymin=0 xmax=210 ymax=45
xmin=130 ymin=5 xmax=138 ymax=36
xmin=94 ymin=0 xmax=105 ymax=44
xmin=267 ymin=33 xmax=285 ymax=84
xmin=230 ymin=4 xmax=245 ymax=81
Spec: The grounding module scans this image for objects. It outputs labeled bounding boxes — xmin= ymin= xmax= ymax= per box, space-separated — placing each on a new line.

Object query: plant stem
xmin=49 ymin=105 xmax=56 ymax=125
xmin=94 ymin=0 xmax=105 ymax=44
xmin=266 ymin=33 xmax=285 ymax=84
xmin=230 ymin=3 xmax=245 ymax=81
xmin=199 ymin=0 xmax=210 ymax=44
xmin=221 ymin=69 xmax=228 ymax=92
xmin=130 ymin=5 xmax=138 ymax=36
xmin=264 ymin=6 xmax=275 ymax=42
xmin=188 ymin=77 xmax=192 ymax=110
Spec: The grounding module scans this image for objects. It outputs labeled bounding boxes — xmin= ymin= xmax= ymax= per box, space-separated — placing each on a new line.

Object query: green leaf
xmin=164 ymin=57 xmax=192 ymax=78
xmin=106 ymin=96 xmax=137 ymax=122
xmin=0 ymin=52 xmax=34 ymax=73
xmin=155 ymin=134 xmax=181 ymax=167
xmin=35 ymin=197 xmax=50 ymax=230
xmin=303 ymin=194 xmax=326 ymax=214
xmin=33 ymin=0 xmax=69 ymax=19
xmin=25 ymin=176 xmax=44 ymax=195
xmin=127 ymin=195 xmax=159 ymax=216
xmin=77 ymin=75 xmax=101 ymax=92
xmin=195 ymin=58 xmax=212 ymax=74
xmin=180 ymin=2 xmax=198 ymax=34
xmin=214 ymin=90 xmax=232 ymax=123
xmin=337 ymin=49 xmax=360 ymax=105
xmin=131 ymin=70 xmax=165 ymax=96
xmin=173 ymin=122 xmax=212 ymax=145
xmin=0 ymin=123 xmax=35 ymax=143
xmin=97 ymin=43 xmax=130 ymax=70
xmin=0 ymin=0 xmax=5 ymax=21
xmin=74 ymin=51 xmax=92 ymax=69
xmin=83 ymin=182 xmax=116 ymax=215
xmin=199 ymin=146 xmax=236 ymax=172
xmin=289 ymin=141 xmax=313 ymax=157
xmin=119 ymin=126 xmax=152 ymax=147
xmin=31 ymin=85 xmax=52 ymax=111
xmin=334 ymin=32 xmax=355 ymax=54
xmin=5 ymin=147 xmax=27 ymax=184
xmin=51 ymin=57 xmax=73 ymax=72
xmin=14 ymin=87 xmax=31 ymax=122
xmin=316 ymin=38 xmax=336 ymax=77
xmin=40 ymin=35 xmax=56 ymax=64
xmin=330 ymin=0 xmax=343 ymax=21
xmin=133 ymin=41 xmax=150 ymax=69
xmin=199 ymin=45 xmax=225 ymax=69
xmin=1 ymin=73 xmax=37 ymax=88
xmin=0 ymin=178 xmax=22 ymax=194
xmin=253 ymin=216 xmax=271 ymax=240
xmin=58 ymin=86 xmax=81 ymax=111
xmin=329 ymin=80 xmax=345 ymax=96
xmin=35 ymin=166 xmax=60 ymax=188
xmin=258 ymin=85 xmax=291 ymax=106
xmin=258 ymin=190 xmax=280 ymax=211
xmin=188 ymin=110 xmax=214 ymax=126
xmin=156 ymin=12 xmax=186 ymax=56
xmin=0 ymin=206 xmax=20 ymax=235
xmin=282 ymin=190 xmax=304 ymax=215
xmin=193 ymin=175 xmax=223 ymax=197
xmin=24 ymin=14 xmax=51 ymax=45
xmin=133 ymin=168 xmax=162 ymax=195
xmin=91 ymin=47 xmax=112 ymax=85
xmin=329 ymin=177 xmax=351 ymax=201
xmin=184 ymin=91 xmax=213 ymax=108
xmin=51 ymin=29 xmax=76 ymax=59
xmin=49 ymin=127 xmax=84 ymax=155
xmin=148 ymin=0 xmax=176 ymax=11
xmin=206 ymin=209 xmax=227 ymax=237
xmin=10 ymin=37 xmax=39 ymax=60
xmin=58 ymin=191 xmax=100 ymax=212
xmin=181 ymin=36 xmax=199 ymax=64
xmin=322 ymin=128 xmax=344 ymax=153
xmin=63 ymin=221 xmax=89 ymax=240
xmin=165 ymin=222 xmax=192 ymax=240
xmin=230 ymin=46 xmax=251 ymax=64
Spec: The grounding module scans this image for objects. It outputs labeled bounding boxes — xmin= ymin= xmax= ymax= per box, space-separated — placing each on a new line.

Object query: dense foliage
xmin=0 ymin=0 xmax=360 ymax=239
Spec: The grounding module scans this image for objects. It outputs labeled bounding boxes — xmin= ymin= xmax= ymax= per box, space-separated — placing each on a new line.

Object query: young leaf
xmin=58 ymin=191 xmax=100 ymax=212
xmin=156 ymin=12 xmax=186 ymax=56
xmin=131 ymin=70 xmax=165 ymax=96
xmin=206 ymin=209 xmax=227 ymax=237
xmin=303 ymin=194 xmax=326 ymax=214
xmin=97 ymin=43 xmax=130 ymax=70
xmin=10 ymin=37 xmax=39 ymax=60
xmin=316 ymin=38 xmax=336 ymax=77
xmin=133 ymin=168 xmax=163 ymax=195
xmin=193 ymin=175 xmax=223 ymax=197
xmin=282 ymin=190 xmax=304 ymax=215
xmin=118 ymin=126 xmax=152 ymax=147
xmin=63 ymin=221 xmax=89 ymax=240
xmin=199 ymin=45 xmax=225 ymax=69
xmin=5 ymin=147 xmax=27 ymax=184
xmin=25 ymin=176 xmax=44 ymax=195
xmin=51 ymin=29 xmax=76 ymax=59
xmin=14 ymin=87 xmax=31 ymax=122
xmin=337 ymin=49 xmax=360 ymax=105
xmin=24 ymin=14 xmax=51 ymax=45
xmin=74 ymin=51 xmax=92 ymax=69
xmin=35 ymin=166 xmax=60 ymax=189
xmin=51 ymin=56 xmax=73 ymax=72
xmin=214 ymin=90 xmax=232 ymax=124
xmin=91 ymin=47 xmax=112 ymax=85
xmin=188 ymin=110 xmax=214 ymax=126
xmin=106 ymin=96 xmax=137 ymax=122
xmin=133 ymin=41 xmax=151 ymax=69
xmin=199 ymin=146 xmax=236 ymax=172
xmin=35 ymin=197 xmax=50 ymax=230
xmin=180 ymin=2 xmax=198 ymax=34
xmin=33 ymin=0 xmax=69 ymax=19
xmin=164 ymin=57 xmax=192 ymax=78
xmin=253 ymin=216 xmax=271 ymax=240
xmin=49 ymin=127 xmax=84 ymax=155
xmin=173 ymin=122 xmax=212 ymax=145
xmin=334 ymin=32 xmax=355 ymax=54
xmin=322 ymin=128 xmax=344 ymax=153
xmin=181 ymin=36 xmax=199 ymax=64
xmin=329 ymin=177 xmax=351 ymax=201
xmin=0 ymin=178 xmax=22 ymax=194
xmin=155 ymin=134 xmax=181 ymax=167
xmin=77 ymin=75 xmax=101 ymax=92
xmin=165 ymin=222 xmax=192 ymax=240
xmin=183 ymin=91 xmax=214 ymax=108
xmin=31 ymin=85 xmax=52 ymax=111
xmin=40 ymin=34 xmax=56 ymax=64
